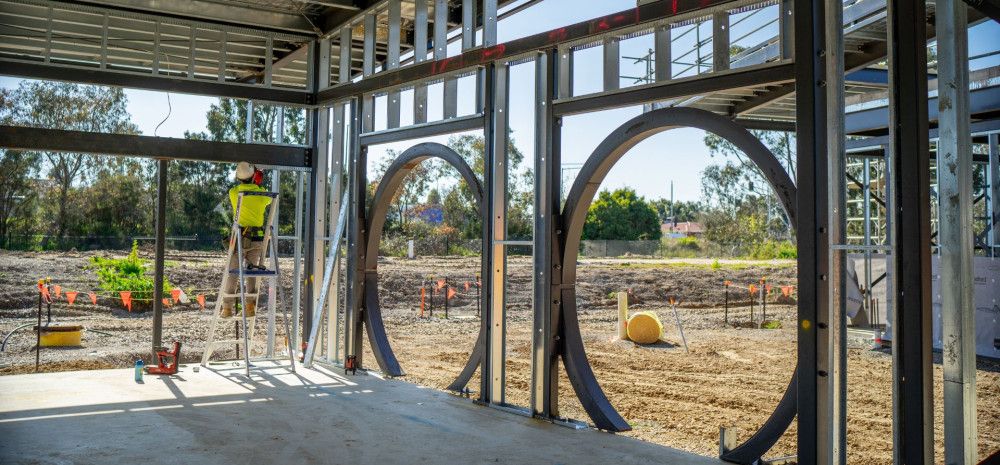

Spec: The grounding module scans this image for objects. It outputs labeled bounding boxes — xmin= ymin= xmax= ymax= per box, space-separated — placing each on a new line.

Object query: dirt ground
xmin=1 ymin=250 xmax=997 ymax=463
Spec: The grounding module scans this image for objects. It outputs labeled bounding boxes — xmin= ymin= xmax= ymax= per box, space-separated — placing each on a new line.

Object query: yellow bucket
xmin=37 ymin=324 xmax=83 ymax=347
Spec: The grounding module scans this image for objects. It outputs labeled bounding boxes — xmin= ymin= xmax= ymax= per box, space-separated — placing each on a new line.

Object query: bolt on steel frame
xmin=1 ymin=0 xmax=997 ymax=463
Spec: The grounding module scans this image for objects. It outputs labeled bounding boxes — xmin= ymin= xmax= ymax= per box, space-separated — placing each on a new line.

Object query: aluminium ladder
xmin=201 ymin=191 xmax=296 ymax=376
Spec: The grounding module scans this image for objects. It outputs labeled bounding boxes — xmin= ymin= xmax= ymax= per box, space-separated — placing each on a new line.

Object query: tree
xmin=582 ymin=188 xmax=662 ymax=240
xmin=648 ymin=198 xmax=702 ymax=223
xmin=702 ymin=129 xmax=795 ymax=241
xmin=369 ymin=149 xmax=439 ymax=233
xmin=3 ymin=82 xmax=140 ymax=238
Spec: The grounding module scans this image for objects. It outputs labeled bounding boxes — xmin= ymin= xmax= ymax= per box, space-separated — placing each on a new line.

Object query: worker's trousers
xmin=222 ymin=239 xmax=263 ymax=310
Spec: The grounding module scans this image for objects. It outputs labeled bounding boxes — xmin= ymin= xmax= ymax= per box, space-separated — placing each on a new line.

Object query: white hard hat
xmin=236 ymin=161 xmax=255 ymax=181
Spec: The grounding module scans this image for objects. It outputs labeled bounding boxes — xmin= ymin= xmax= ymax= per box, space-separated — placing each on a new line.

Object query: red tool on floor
xmin=146 ymin=341 xmax=181 ymax=375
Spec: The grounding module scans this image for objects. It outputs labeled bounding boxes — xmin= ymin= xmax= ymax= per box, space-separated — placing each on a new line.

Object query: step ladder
xmin=201 ymin=191 xmax=295 ymax=376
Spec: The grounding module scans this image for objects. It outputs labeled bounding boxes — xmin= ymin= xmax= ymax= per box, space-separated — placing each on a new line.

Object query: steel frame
xmin=2 ymin=0 xmax=995 ymax=463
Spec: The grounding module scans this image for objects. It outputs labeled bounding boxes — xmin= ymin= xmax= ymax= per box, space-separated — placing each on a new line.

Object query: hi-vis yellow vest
xmin=229 ymin=183 xmax=272 ymax=228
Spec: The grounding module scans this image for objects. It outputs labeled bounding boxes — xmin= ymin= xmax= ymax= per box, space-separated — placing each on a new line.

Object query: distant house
xmin=661 ymin=221 xmax=704 ymax=238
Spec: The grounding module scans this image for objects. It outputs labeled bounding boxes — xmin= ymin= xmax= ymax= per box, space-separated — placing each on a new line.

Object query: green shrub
xmin=710 ymin=259 xmax=722 ymax=270
xmin=676 ymin=236 xmax=701 ymax=250
xmin=761 ymin=320 xmax=783 ymax=329
xmin=89 ymin=241 xmax=171 ymax=310
xmin=745 ymin=240 xmax=798 ymax=260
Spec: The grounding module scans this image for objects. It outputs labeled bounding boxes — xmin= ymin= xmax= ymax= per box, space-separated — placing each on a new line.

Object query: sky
xmin=2 ymin=0 xmax=999 ymax=203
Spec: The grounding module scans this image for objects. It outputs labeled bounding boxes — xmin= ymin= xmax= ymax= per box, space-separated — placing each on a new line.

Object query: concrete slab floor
xmin=0 ymin=362 xmax=724 ymax=465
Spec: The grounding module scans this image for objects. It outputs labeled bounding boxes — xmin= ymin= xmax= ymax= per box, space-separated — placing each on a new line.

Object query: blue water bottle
xmin=134 ymin=360 xmax=144 ymax=382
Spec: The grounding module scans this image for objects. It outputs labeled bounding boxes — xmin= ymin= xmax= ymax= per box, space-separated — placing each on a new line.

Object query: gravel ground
xmin=1 ymin=250 xmax=997 ymax=462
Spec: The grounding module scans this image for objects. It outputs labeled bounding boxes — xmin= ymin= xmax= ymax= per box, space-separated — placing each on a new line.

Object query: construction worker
xmin=221 ymin=161 xmax=273 ymax=318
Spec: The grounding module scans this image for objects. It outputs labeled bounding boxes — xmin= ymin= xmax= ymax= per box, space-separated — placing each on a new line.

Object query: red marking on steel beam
xmin=596 ymin=19 xmax=610 ymax=31
xmin=482 ymin=44 xmax=507 ymax=60
xmin=548 ymin=28 xmax=568 ymax=42
xmin=672 ymin=0 xmax=679 ymax=14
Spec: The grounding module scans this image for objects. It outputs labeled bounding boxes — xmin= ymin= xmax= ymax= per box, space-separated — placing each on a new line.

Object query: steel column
xmin=387 ymin=1 xmax=402 ymax=129
xmin=712 ymin=11 xmax=729 ymax=72
xmin=362 ymin=13 xmax=376 ymax=132
xmin=936 ymin=1 xmax=977 ymax=462
xmin=793 ymin=0 xmax=830 ymax=462
xmin=484 ymin=62 xmax=509 ymax=404
xmin=991 ymin=133 xmax=1000 ymax=253
xmin=603 ymin=37 xmax=620 ymax=91
xmin=151 ymin=158 xmax=167 ymax=361
xmin=531 ymin=50 xmax=560 ymax=419
xmin=413 ymin=0 xmax=429 ymax=124
xmin=824 ymin=0 xmax=848 ymax=461
xmin=654 ymin=24 xmax=671 ymax=81
xmin=887 ymin=0 xmax=934 ymax=462
xmin=327 ymin=103 xmax=347 ymax=363
xmin=345 ymin=98 xmax=366 ymax=366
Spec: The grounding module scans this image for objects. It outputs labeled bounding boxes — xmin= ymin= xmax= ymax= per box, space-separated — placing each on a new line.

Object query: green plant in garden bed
xmin=761 ymin=320 xmax=783 ymax=329
xmin=88 ymin=241 xmax=171 ymax=311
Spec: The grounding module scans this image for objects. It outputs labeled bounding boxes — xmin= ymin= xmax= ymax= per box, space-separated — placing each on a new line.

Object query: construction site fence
xmin=2 ymin=234 xmax=300 ymax=254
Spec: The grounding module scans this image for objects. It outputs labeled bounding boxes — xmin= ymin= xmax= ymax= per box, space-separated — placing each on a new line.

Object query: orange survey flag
xmin=447 ymin=287 xmax=457 ymax=300
xmin=120 ymin=291 xmax=132 ymax=312
xmin=88 ymin=291 xmax=98 ymax=305
xmin=437 ymin=279 xmax=446 ymax=290
xmin=162 ymin=298 xmax=171 ymax=307
xmin=464 ymin=281 xmax=471 ymax=291
xmin=53 ymin=285 xmax=62 ymax=299
xmin=196 ymin=294 xmax=206 ymax=309
xmin=724 ymin=280 xmax=732 ymax=286
xmin=66 ymin=291 xmax=78 ymax=306
xmin=781 ymin=286 xmax=793 ymax=297
xmin=748 ymin=284 xmax=757 ymax=294
xmin=170 ymin=288 xmax=181 ymax=304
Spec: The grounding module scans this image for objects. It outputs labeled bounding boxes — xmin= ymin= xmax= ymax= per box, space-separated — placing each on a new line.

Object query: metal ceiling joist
xmin=0 ymin=124 xmax=310 ymax=167
xmin=0 ymin=59 xmax=313 ymax=104
xmin=57 ymin=0 xmax=319 ymax=36
xmin=316 ymin=0 xmax=757 ymax=104
xmin=553 ymin=62 xmax=794 ymax=117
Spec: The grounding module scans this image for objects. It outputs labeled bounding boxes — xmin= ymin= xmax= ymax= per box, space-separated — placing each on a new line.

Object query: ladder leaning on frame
xmin=201 ymin=191 xmax=296 ymax=376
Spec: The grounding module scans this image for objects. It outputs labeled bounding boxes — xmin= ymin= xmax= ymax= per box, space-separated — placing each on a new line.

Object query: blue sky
xmin=2 ymin=0 xmax=998 ymax=203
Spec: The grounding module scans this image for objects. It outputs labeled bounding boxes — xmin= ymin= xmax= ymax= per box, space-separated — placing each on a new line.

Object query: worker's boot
xmin=220 ymin=305 xmax=234 ymax=318
xmin=244 ymin=301 xmax=256 ymax=317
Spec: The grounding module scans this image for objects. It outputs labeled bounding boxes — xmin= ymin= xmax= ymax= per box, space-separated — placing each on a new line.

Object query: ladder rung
xmin=220 ymin=293 xmax=260 ymax=298
xmin=208 ymin=339 xmax=250 ymax=346
xmin=215 ymin=316 xmax=258 ymax=321
xmin=229 ymin=269 xmax=278 ymax=277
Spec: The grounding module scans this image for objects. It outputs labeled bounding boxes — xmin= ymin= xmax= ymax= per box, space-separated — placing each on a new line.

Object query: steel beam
xmin=794 ymin=0 xmax=829 ymax=462
xmin=936 ymin=1 xmax=977 ymax=462
xmin=0 ymin=60 xmax=312 ymax=106
xmin=151 ymin=158 xmax=167 ymax=361
xmin=360 ymin=113 xmax=485 ymax=146
xmin=887 ymin=0 xmax=934 ymax=462
xmin=0 ymin=125 xmax=309 ymax=167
